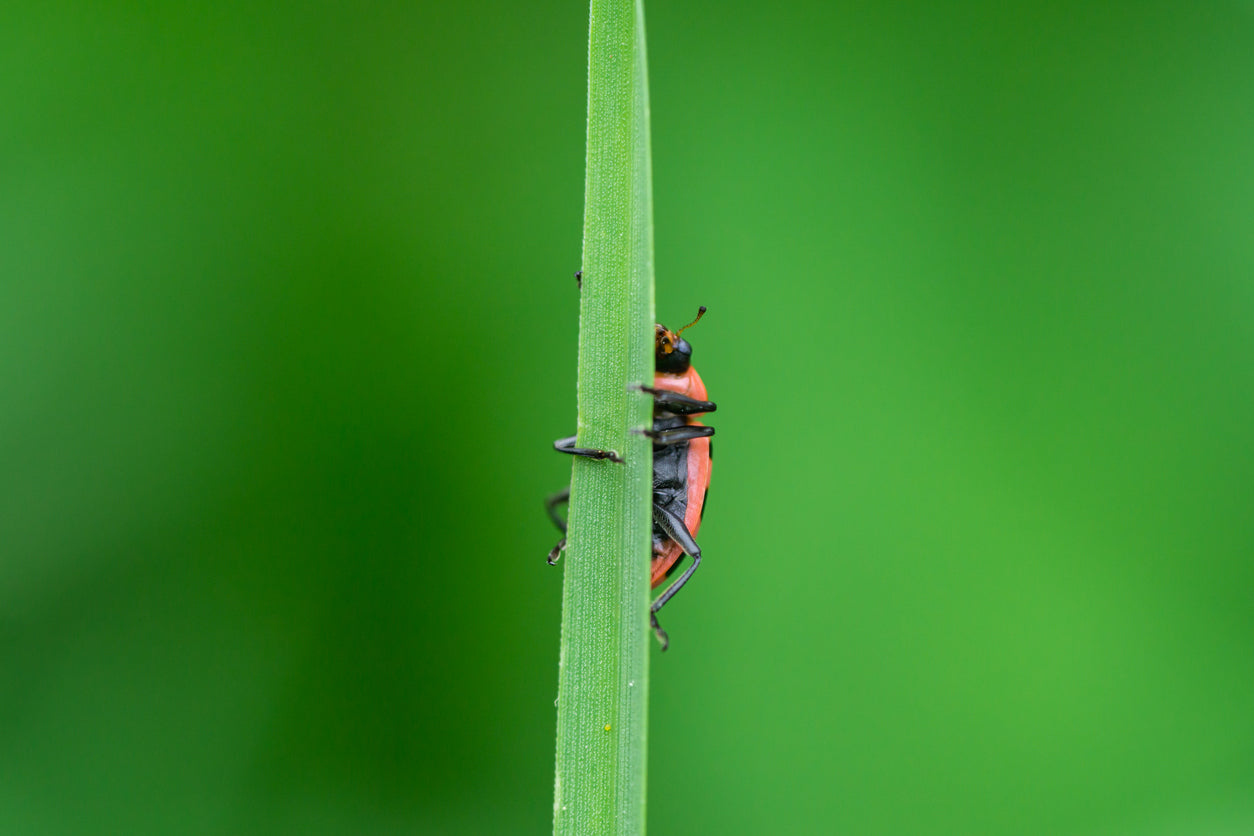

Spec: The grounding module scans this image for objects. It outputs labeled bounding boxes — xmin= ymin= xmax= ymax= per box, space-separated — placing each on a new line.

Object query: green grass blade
xmin=552 ymin=0 xmax=655 ymax=833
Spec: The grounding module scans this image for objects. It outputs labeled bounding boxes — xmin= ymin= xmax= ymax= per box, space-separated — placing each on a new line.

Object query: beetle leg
xmin=649 ymin=552 xmax=702 ymax=650
xmin=648 ymin=503 xmax=702 ymax=649
xmin=544 ymin=485 xmax=570 ymax=564
xmin=653 ymin=504 xmax=701 ymax=564
xmin=651 ymin=551 xmax=701 ymax=612
xmin=547 ymin=536 xmax=566 ymax=566
xmin=545 ymin=486 xmax=568 ymax=564
xmin=553 ymin=435 xmax=624 ymax=463
xmin=631 ymin=384 xmax=716 ymax=415
xmin=650 ymin=611 xmax=670 ymax=651
xmin=638 ymin=425 xmax=714 ymax=446
xmin=545 ymin=487 xmax=570 ymax=533
xmin=650 ymin=504 xmax=702 ymax=646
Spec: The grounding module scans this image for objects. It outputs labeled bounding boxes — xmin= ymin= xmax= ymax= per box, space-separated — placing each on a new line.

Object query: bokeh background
xmin=3 ymin=2 xmax=1252 ymax=834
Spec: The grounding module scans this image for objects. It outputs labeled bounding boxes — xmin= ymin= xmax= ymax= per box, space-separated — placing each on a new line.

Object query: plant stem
xmin=552 ymin=0 xmax=655 ymax=833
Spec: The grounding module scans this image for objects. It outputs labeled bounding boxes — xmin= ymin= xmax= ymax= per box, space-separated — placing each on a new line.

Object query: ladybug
xmin=546 ymin=307 xmax=716 ymax=649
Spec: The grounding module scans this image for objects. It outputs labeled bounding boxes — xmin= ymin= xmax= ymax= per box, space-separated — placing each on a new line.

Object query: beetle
xmin=546 ymin=307 xmax=715 ymax=649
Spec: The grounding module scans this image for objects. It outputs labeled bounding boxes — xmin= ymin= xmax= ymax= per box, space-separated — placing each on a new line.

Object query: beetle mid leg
xmin=638 ymin=424 xmax=714 ymax=446
xmin=553 ymin=435 xmax=624 ymax=463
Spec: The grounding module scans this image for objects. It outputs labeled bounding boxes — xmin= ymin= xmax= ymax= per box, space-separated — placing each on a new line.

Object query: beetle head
xmin=655 ymin=306 xmax=706 ymax=374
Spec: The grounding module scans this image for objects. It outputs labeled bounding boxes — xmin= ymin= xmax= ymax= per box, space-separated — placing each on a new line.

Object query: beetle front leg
xmin=553 ymin=435 xmax=625 ymax=463
xmin=631 ymin=384 xmax=717 ymax=415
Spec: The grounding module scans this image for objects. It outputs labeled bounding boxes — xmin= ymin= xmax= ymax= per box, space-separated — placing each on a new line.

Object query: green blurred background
xmin=3 ymin=2 xmax=1252 ymax=834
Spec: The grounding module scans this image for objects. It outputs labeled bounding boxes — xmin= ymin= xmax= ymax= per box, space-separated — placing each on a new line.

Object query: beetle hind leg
xmin=648 ymin=504 xmax=703 ymax=651
xmin=650 ymin=611 xmax=670 ymax=650
xmin=544 ymin=488 xmax=570 ymax=564
xmin=547 ymin=536 xmax=566 ymax=566
xmin=545 ymin=487 xmax=570 ymax=533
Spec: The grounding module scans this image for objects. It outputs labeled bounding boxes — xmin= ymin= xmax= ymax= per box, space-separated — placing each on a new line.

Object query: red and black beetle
xmin=547 ymin=307 xmax=715 ymax=649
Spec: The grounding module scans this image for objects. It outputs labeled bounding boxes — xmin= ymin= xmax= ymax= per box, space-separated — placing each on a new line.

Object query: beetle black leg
xmin=650 ymin=555 xmax=702 ymax=649
xmin=637 ymin=425 xmax=715 ymax=446
xmin=653 ymin=504 xmax=701 ymax=564
xmin=649 ymin=503 xmax=702 ymax=650
xmin=544 ymin=488 xmax=571 ymax=564
xmin=650 ymin=611 xmax=670 ymax=651
xmin=632 ymin=384 xmax=717 ymax=415
xmin=545 ymin=487 xmax=570 ymax=533
xmin=651 ymin=552 xmax=702 ymax=613
xmin=547 ymin=536 xmax=566 ymax=565
xmin=553 ymin=435 xmax=624 ymax=463
xmin=574 ymin=270 xmax=582 ymax=289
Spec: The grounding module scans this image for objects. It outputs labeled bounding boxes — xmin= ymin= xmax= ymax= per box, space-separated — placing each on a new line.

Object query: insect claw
xmin=650 ymin=612 xmax=670 ymax=650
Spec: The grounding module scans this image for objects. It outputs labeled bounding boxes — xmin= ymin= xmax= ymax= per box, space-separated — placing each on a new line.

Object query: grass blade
xmin=552 ymin=0 xmax=655 ymax=833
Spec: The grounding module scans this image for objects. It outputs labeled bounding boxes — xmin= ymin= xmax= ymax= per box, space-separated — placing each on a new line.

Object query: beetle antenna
xmin=676 ymin=306 xmax=707 ymax=336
